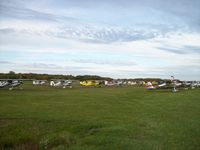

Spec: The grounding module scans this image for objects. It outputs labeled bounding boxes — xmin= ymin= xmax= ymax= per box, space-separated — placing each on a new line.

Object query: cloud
xmin=0 ymin=60 xmax=14 ymax=64
xmin=1 ymin=55 xmax=200 ymax=80
xmin=0 ymin=0 xmax=200 ymax=80
xmin=68 ymin=58 xmax=137 ymax=66
xmin=34 ymin=0 xmax=200 ymax=32
xmin=1 ymin=0 xmax=197 ymax=44
xmin=158 ymin=45 xmax=200 ymax=54
xmin=0 ymin=28 xmax=15 ymax=34
xmin=0 ymin=24 xmax=152 ymax=43
xmin=55 ymin=26 xmax=157 ymax=43
xmin=184 ymin=45 xmax=200 ymax=53
xmin=157 ymin=47 xmax=187 ymax=54
xmin=0 ymin=4 xmax=55 ymax=22
xmin=0 ymin=22 xmax=176 ymax=44
xmin=0 ymin=3 xmax=79 ymax=24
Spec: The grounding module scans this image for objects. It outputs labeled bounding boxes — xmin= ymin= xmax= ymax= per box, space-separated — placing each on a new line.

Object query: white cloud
xmin=0 ymin=0 xmax=200 ymax=80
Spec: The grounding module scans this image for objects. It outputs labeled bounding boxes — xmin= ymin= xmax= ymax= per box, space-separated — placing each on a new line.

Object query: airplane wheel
xmin=69 ymin=86 xmax=72 ymax=88
xmin=9 ymin=88 xmax=13 ymax=90
xmin=172 ymin=89 xmax=177 ymax=92
xmin=63 ymin=86 xmax=66 ymax=89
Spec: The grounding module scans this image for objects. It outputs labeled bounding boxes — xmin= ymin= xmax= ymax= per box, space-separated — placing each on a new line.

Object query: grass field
xmin=0 ymin=82 xmax=200 ymax=150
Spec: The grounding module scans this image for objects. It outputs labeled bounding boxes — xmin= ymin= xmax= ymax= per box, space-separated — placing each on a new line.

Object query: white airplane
xmin=145 ymin=76 xmax=184 ymax=92
xmin=183 ymin=81 xmax=192 ymax=86
xmin=0 ymin=79 xmax=24 ymax=90
xmin=50 ymin=80 xmax=72 ymax=88
xmin=146 ymin=82 xmax=167 ymax=90
xmin=171 ymin=76 xmax=185 ymax=92
xmin=33 ymin=80 xmax=46 ymax=85
xmin=191 ymin=81 xmax=200 ymax=89
xmin=104 ymin=80 xmax=123 ymax=86
xmin=104 ymin=80 xmax=115 ymax=86
xmin=127 ymin=81 xmax=137 ymax=85
xmin=116 ymin=80 xmax=123 ymax=86
xmin=182 ymin=81 xmax=200 ymax=88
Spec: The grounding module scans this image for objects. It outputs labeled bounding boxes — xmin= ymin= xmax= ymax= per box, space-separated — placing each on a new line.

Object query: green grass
xmin=0 ymin=82 xmax=200 ymax=150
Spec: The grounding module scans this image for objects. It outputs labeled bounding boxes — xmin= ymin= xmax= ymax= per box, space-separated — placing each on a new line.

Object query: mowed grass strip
xmin=0 ymin=83 xmax=200 ymax=150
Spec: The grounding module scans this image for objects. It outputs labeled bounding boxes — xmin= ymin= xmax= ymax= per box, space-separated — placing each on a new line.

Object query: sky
xmin=0 ymin=0 xmax=200 ymax=80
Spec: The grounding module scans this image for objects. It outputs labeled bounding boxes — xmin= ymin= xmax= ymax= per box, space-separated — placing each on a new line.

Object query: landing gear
xmin=172 ymin=79 xmax=177 ymax=92
xmin=63 ymin=86 xmax=72 ymax=88
xmin=172 ymin=88 xmax=177 ymax=92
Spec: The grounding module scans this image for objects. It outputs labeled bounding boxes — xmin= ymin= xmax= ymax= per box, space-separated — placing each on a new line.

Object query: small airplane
xmin=0 ymin=79 xmax=24 ymax=90
xmin=182 ymin=81 xmax=200 ymax=89
xmin=80 ymin=80 xmax=102 ymax=87
xmin=33 ymin=80 xmax=46 ymax=85
xmin=104 ymin=80 xmax=115 ymax=86
xmin=116 ymin=80 xmax=123 ymax=86
xmin=146 ymin=81 xmax=167 ymax=90
xmin=182 ymin=81 xmax=192 ymax=86
xmin=190 ymin=81 xmax=200 ymax=89
xmin=50 ymin=80 xmax=72 ymax=88
xmin=145 ymin=76 xmax=183 ymax=92
xmin=104 ymin=80 xmax=123 ymax=86
xmin=127 ymin=81 xmax=137 ymax=85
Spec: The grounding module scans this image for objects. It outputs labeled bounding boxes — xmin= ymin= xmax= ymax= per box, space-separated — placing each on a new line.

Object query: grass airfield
xmin=0 ymin=82 xmax=200 ymax=150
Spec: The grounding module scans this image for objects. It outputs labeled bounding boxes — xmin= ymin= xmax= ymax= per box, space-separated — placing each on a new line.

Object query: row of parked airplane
xmin=0 ymin=79 xmax=123 ymax=90
xmin=0 ymin=79 xmax=72 ymax=90
xmin=0 ymin=77 xmax=200 ymax=92
xmin=145 ymin=76 xmax=200 ymax=92
xmin=33 ymin=80 xmax=73 ymax=88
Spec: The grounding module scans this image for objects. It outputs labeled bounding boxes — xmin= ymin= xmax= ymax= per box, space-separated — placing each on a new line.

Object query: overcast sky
xmin=0 ymin=0 xmax=200 ymax=80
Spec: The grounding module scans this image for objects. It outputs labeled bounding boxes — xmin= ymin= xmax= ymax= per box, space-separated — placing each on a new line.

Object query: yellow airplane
xmin=80 ymin=80 xmax=102 ymax=87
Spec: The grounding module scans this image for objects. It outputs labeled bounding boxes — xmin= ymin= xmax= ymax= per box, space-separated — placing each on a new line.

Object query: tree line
xmin=0 ymin=71 xmax=112 ymax=81
xmin=0 ymin=71 xmax=171 ymax=82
